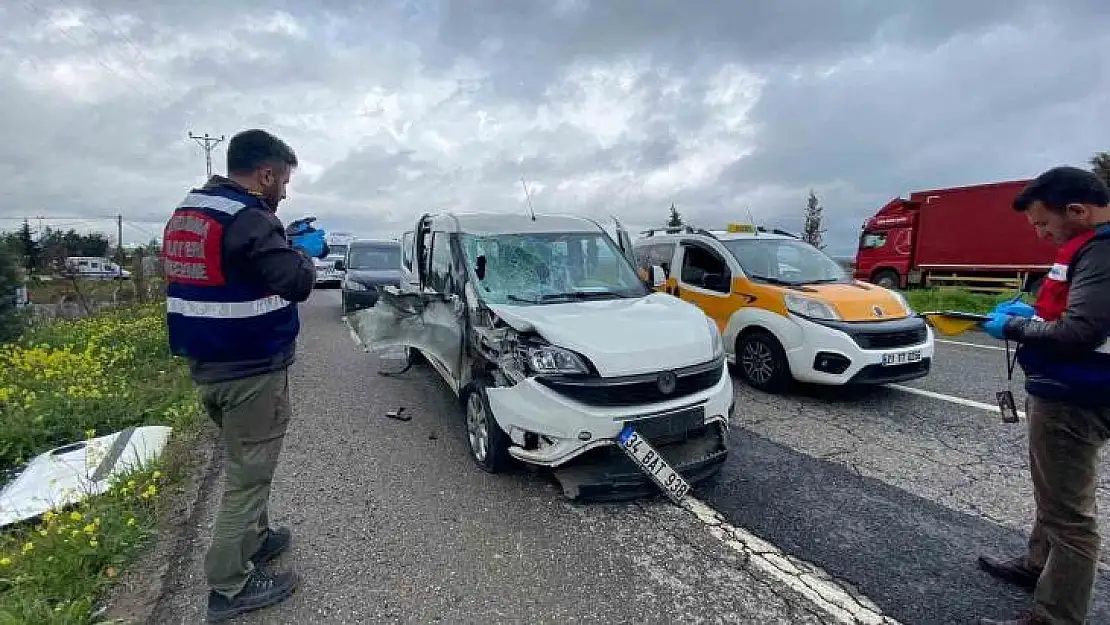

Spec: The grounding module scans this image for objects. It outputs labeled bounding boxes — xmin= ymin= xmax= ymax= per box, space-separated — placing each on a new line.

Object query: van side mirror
xmin=334 ymin=260 xmax=346 ymax=271
xmin=651 ymin=265 xmax=666 ymax=288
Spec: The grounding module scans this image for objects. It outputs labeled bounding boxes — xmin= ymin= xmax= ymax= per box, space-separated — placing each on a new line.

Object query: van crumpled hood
xmin=486 ymin=293 xmax=716 ymax=377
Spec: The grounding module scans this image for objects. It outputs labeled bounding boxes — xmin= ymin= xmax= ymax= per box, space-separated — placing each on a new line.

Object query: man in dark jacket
xmin=976 ymin=166 xmax=1110 ymax=625
xmin=161 ymin=129 xmax=326 ymax=622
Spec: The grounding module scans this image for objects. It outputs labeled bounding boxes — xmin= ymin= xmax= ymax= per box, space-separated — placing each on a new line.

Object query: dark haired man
xmin=161 ymin=129 xmax=327 ymax=622
xmin=976 ymin=166 xmax=1110 ymax=625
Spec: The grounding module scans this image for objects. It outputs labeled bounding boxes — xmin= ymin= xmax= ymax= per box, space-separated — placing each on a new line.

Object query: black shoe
xmin=206 ymin=568 xmax=299 ymax=622
xmin=977 ymin=554 xmax=1041 ymax=592
xmin=250 ymin=526 xmax=292 ymax=566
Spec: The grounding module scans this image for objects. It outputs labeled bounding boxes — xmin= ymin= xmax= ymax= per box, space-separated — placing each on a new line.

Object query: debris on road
xmin=385 ymin=406 xmax=411 ymax=422
xmin=0 ymin=425 xmax=173 ymax=527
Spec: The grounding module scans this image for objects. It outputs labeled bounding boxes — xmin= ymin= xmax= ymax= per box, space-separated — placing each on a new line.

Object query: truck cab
xmin=853 ymin=199 xmax=918 ymax=289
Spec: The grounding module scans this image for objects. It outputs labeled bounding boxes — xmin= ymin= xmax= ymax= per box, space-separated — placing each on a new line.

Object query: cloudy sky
xmin=1 ymin=0 xmax=1107 ymax=257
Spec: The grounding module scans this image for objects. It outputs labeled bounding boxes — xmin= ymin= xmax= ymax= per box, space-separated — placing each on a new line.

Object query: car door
xmin=673 ymin=240 xmax=735 ymax=332
xmin=418 ymin=230 xmax=466 ymax=392
xmin=612 ymin=217 xmax=636 ymax=267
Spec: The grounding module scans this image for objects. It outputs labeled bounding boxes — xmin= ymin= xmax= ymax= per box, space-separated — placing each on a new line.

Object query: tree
xmin=17 ymin=220 xmax=39 ymax=275
xmin=0 ymin=244 xmax=26 ymax=343
xmin=666 ymin=202 xmax=683 ymax=228
xmin=1090 ymin=152 xmax=1110 ymax=187
xmin=802 ymin=189 xmax=826 ymax=250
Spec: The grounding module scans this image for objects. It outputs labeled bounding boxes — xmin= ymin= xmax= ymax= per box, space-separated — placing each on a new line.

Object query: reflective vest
xmin=1017 ymin=223 xmax=1110 ymax=405
xmin=162 ymin=185 xmax=299 ymax=362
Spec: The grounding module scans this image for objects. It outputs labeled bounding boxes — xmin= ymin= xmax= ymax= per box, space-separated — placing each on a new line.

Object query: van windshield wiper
xmin=539 ymin=290 xmax=630 ymax=301
xmin=506 ymin=294 xmax=541 ymax=304
xmin=747 ymin=275 xmax=800 ymax=286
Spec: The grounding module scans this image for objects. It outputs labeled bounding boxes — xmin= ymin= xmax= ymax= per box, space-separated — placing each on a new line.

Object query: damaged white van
xmin=351 ymin=212 xmax=734 ymax=501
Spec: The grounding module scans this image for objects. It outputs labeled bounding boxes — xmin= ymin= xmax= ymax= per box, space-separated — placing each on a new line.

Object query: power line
xmin=189 ymin=132 xmax=225 ymax=178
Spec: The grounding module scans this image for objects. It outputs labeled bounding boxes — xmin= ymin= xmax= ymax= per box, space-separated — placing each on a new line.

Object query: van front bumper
xmin=785 ymin=314 xmax=934 ymax=385
xmin=484 ymin=358 xmax=733 ymax=473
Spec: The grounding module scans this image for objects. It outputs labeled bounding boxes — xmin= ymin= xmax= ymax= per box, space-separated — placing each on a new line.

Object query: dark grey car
xmin=336 ymin=240 xmax=402 ymax=315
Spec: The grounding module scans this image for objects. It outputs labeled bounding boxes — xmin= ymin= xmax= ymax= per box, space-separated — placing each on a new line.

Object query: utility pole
xmin=117 ymin=214 xmax=124 ymax=279
xmin=189 ymin=131 xmax=225 ymax=178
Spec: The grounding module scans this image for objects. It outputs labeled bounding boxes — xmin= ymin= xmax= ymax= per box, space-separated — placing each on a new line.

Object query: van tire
xmin=462 ymin=382 xmax=512 ymax=474
xmin=736 ymin=331 xmax=791 ymax=393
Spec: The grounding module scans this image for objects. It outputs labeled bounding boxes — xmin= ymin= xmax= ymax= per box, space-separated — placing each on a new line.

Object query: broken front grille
xmin=536 ymin=358 xmax=724 ymax=407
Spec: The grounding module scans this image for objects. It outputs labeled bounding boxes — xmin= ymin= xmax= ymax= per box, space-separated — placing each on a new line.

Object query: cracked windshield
xmin=3 ymin=1 xmax=1109 ymax=624
xmin=461 ymin=232 xmax=646 ymax=304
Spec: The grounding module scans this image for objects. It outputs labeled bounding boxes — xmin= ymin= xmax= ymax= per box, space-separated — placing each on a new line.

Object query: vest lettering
xmin=162 ymin=209 xmax=225 ymax=286
xmin=165 ymin=260 xmax=209 ymax=281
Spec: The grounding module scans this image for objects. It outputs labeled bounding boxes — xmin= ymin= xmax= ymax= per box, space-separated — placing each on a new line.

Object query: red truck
xmin=853 ymin=179 xmax=1058 ymax=294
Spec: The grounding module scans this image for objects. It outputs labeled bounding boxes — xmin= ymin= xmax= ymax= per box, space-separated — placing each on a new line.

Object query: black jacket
xmin=186 ymin=176 xmax=316 ymax=384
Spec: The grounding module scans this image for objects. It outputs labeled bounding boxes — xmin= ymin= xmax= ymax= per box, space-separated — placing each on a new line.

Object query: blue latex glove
xmin=291 ymin=229 xmax=328 ymax=258
xmin=992 ymin=297 xmax=1035 ymax=318
xmin=286 ymin=216 xmax=317 ymax=237
xmin=982 ymin=312 xmax=1012 ymax=340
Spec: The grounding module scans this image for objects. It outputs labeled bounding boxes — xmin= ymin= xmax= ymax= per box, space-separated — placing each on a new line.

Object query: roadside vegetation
xmin=0 ymin=296 xmax=202 ymax=622
xmin=902 ymin=287 xmax=1033 ymax=316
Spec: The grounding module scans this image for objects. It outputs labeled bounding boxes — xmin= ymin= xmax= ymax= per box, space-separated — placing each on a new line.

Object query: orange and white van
xmin=631 ymin=224 xmax=934 ymax=392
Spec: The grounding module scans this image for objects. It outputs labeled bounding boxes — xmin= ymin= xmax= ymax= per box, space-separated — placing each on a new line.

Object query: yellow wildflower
xmin=21 ymin=542 xmax=33 ymax=554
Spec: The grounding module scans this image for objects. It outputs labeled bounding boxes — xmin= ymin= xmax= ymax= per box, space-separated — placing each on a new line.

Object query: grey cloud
xmin=1 ymin=0 xmax=1108 ymax=257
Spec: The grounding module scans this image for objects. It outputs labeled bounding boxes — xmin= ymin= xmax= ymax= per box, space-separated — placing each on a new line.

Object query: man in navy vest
xmin=162 ymin=129 xmax=327 ymax=622
xmin=976 ymin=166 xmax=1110 ymax=625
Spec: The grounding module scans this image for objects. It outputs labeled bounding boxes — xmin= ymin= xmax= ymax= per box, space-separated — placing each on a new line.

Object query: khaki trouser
xmin=197 ymin=368 xmax=292 ymax=598
xmin=1024 ymin=394 xmax=1110 ymax=624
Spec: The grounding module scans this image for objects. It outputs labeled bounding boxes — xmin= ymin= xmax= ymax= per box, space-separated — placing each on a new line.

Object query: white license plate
xmin=881 ymin=349 xmax=922 ymax=366
xmin=617 ymin=426 xmax=691 ymax=503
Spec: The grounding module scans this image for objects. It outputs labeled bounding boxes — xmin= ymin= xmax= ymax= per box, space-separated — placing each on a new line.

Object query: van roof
xmin=634 ymin=229 xmax=797 ymax=244
xmin=425 ymin=212 xmax=605 ymax=236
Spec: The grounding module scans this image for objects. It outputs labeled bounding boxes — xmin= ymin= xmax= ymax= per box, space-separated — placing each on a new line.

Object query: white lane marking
xmin=886 ymin=384 xmax=1025 ymax=419
xmin=936 ymin=338 xmax=1008 ymax=352
xmin=682 ymin=497 xmax=898 ymax=624
xmin=339 ymin=311 xmax=898 ymax=622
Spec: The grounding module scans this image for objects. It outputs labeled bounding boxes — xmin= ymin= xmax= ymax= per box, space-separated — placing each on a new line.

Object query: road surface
xmin=154 ymin=291 xmax=1110 ymax=624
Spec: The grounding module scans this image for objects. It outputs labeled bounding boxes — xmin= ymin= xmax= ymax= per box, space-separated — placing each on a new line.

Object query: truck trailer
xmin=853 ymin=179 xmax=1057 ymax=294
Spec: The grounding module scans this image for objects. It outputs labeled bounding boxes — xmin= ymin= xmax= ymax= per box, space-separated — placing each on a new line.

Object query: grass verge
xmin=0 ymin=302 xmax=202 ymax=624
xmin=902 ymin=287 xmax=1033 ymax=316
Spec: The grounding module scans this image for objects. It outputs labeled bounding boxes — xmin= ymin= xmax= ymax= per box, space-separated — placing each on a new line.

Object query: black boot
xmin=977 ymin=554 xmax=1041 ymax=592
xmin=250 ymin=526 xmax=292 ymax=566
xmin=207 ymin=568 xmax=299 ymax=622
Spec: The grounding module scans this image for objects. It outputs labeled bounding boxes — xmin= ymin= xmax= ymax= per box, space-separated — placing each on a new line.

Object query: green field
xmin=902 ymin=287 xmax=1032 ymax=316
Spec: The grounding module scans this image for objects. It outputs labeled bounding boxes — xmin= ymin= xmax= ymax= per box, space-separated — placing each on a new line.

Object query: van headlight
xmin=889 ymin=290 xmax=914 ymax=315
xmin=706 ymin=316 xmax=724 ymax=359
xmin=784 ymin=294 xmax=841 ymax=321
xmin=523 ymin=344 xmax=590 ymax=375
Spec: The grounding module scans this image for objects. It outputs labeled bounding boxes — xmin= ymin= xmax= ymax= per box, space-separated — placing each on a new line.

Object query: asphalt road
xmin=158 ymin=292 xmax=1110 ymax=624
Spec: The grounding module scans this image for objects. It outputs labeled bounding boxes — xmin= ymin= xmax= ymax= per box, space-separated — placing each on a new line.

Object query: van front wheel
xmin=737 ymin=332 xmax=790 ymax=393
xmin=464 ymin=383 xmax=512 ymax=473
